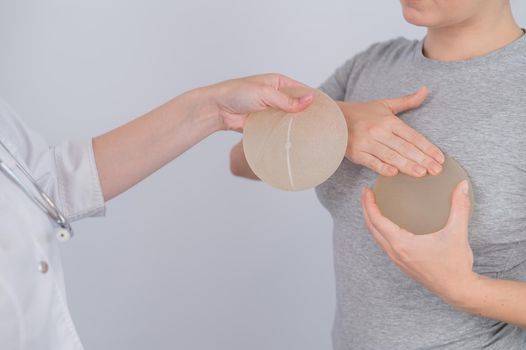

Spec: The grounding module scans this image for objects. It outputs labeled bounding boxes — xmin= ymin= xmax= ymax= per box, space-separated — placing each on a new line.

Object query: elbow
xmin=229 ymin=148 xmax=242 ymax=177
xmin=230 ymin=163 xmax=241 ymax=177
xmin=229 ymin=141 xmax=259 ymax=180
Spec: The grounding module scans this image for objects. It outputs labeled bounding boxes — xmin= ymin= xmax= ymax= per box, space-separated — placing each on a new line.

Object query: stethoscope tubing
xmin=0 ymin=139 xmax=73 ymax=241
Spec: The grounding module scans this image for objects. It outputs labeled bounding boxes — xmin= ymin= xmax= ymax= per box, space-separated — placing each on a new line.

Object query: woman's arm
xmin=362 ymin=182 xmax=526 ymax=328
xmin=459 ymin=276 xmax=526 ymax=328
xmin=93 ymin=74 xmax=312 ymax=201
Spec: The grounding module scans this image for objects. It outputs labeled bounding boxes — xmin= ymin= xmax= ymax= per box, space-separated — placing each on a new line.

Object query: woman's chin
xmin=402 ymin=7 xmax=436 ymax=27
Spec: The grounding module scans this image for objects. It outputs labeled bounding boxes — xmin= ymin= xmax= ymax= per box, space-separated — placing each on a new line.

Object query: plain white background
xmin=0 ymin=1 xmax=524 ymax=349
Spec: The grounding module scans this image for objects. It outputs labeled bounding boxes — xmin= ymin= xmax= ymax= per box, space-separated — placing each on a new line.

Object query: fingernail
xmin=299 ymin=94 xmax=314 ymax=104
xmin=415 ymin=166 xmax=426 ymax=176
xmin=431 ymin=163 xmax=442 ymax=175
xmin=386 ymin=166 xmax=397 ymax=176
xmin=362 ymin=187 xmax=367 ymax=197
xmin=436 ymin=152 xmax=445 ymax=164
xmin=461 ymin=180 xmax=469 ymax=195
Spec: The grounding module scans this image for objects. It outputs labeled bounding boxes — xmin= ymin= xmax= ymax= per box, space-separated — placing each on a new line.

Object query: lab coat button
xmin=38 ymin=261 xmax=49 ymax=274
xmin=56 ymin=228 xmax=72 ymax=242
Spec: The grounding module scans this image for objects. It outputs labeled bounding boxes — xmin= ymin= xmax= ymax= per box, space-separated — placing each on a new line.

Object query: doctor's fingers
xmin=260 ymin=86 xmax=314 ymax=113
xmin=248 ymin=73 xmax=309 ymax=90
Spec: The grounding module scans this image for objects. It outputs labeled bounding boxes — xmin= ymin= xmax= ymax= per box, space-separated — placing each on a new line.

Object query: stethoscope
xmin=0 ymin=139 xmax=73 ymax=242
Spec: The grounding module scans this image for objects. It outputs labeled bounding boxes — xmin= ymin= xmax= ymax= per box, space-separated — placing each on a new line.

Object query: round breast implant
xmin=243 ymin=86 xmax=348 ymax=191
xmin=373 ymin=156 xmax=474 ymax=235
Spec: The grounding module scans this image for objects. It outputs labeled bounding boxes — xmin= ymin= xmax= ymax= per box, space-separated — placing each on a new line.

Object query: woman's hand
xmin=339 ymin=87 xmax=445 ymax=177
xmin=361 ymin=180 xmax=478 ymax=304
xmin=205 ymin=74 xmax=314 ymax=132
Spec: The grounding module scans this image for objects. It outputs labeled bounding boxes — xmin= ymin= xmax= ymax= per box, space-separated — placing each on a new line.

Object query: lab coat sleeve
xmin=0 ymin=99 xmax=105 ymax=222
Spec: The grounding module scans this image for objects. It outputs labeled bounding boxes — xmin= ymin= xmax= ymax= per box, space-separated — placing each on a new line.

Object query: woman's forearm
xmin=93 ymin=87 xmax=220 ymax=201
xmin=454 ymin=274 xmax=526 ymax=328
xmin=230 ymin=140 xmax=259 ymax=180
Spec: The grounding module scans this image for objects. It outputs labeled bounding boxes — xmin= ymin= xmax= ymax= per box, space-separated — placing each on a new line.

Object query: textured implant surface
xmin=373 ymin=156 xmax=474 ymax=235
xmin=243 ymin=86 xmax=348 ymax=191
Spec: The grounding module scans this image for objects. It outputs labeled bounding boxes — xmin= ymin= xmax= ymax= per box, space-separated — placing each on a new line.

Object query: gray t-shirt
xmin=317 ymin=35 xmax=526 ymax=349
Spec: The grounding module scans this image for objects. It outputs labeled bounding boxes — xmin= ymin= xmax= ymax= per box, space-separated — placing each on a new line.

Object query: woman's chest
xmin=320 ymin=84 xmax=526 ymax=272
xmin=397 ymin=95 xmax=526 ymax=247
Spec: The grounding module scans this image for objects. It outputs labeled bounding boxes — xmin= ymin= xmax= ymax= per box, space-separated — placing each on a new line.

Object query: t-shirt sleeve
xmin=318 ymin=38 xmax=411 ymax=101
xmin=318 ymin=57 xmax=356 ymax=101
xmin=0 ymin=99 xmax=105 ymax=222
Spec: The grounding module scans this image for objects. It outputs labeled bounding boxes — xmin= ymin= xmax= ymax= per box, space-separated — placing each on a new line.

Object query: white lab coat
xmin=0 ymin=98 xmax=106 ymax=350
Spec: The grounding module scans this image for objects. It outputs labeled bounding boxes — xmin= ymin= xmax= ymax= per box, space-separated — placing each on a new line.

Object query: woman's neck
xmin=423 ymin=3 xmax=523 ymax=61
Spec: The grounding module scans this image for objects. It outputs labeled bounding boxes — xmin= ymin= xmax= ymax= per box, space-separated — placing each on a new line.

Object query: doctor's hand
xmin=338 ymin=87 xmax=445 ymax=177
xmin=94 ymin=73 xmax=312 ymax=200
xmin=361 ymin=180 xmax=478 ymax=305
xmin=204 ymin=74 xmax=313 ymax=132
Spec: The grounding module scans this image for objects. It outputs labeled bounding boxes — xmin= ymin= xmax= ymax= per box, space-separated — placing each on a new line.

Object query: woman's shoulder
xmin=319 ymin=37 xmax=421 ymax=100
xmin=332 ymin=37 xmax=420 ymax=82
xmin=355 ymin=37 xmax=420 ymax=65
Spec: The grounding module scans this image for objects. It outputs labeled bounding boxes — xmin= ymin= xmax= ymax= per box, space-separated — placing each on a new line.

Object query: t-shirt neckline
xmin=415 ymin=29 xmax=526 ymax=69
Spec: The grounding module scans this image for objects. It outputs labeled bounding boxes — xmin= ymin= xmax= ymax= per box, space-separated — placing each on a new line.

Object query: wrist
xmin=444 ymin=272 xmax=487 ymax=311
xmin=179 ymin=86 xmax=223 ymax=133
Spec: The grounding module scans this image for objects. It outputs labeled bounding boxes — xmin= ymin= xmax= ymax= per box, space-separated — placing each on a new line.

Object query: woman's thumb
xmin=445 ymin=180 xmax=472 ymax=232
xmin=383 ymin=86 xmax=428 ymax=115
